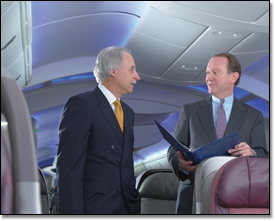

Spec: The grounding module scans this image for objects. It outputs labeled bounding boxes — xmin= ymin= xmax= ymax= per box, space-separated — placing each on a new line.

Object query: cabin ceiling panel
xmin=191 ymin=69 xmax=208 ymax=82
xmin=6 ymin=54 xmax=27 ymax=89
xmin=162 ymin=32 xmax=270 ymax=83
xmin=32 ymin=13 xmax=139 ymax=68
xmin=1 ymin=1 xmax=15 ymax=16
xmin=126 ymin=30 xmax=186 ymax=77
xmin=255 ymin=11 xmax=269 ymax=26
xmin=161 ymin=59 xmax=205 ymax=82
xmin=230 ymin=33 xmax=269 ymax=53
xmin=177 ymin=1 xmax=269 ymax=22
xmin=31 ymin=1 xmax=147 ymax=28
xmin=135 ymin=6 xmax=207 ymax=47
xmin=146 ymin=2 xmax=268 ymax=33
xmin=174 ymin=49 xmax=216 ymax=65
xmin=160 ymin=27 xmax=251 ymax=82
xmin=166 ymin=62 xmax=204 ymax=75
xmin=161 ymin=70 xmax=201 ymax=82
xmin=1 ymin=1 xmax=23 ymax=68
xmin=179 ymin=27 xmax=250 ymax=53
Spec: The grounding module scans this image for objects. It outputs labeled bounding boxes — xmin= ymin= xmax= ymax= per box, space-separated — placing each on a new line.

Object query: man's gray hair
xmin=93 ymin=46 xmax=132 ymax=84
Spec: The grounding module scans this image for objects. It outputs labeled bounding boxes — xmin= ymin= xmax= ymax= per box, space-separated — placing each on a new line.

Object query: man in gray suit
xmin=167 ymin=52 xmax=267 ymax=214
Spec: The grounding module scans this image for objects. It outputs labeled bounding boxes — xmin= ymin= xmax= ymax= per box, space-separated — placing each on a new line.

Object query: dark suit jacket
xmin=56 ymin=86 xmax=141 ymax=214
xmin=168 ymin=95 xmax=267 ymax=182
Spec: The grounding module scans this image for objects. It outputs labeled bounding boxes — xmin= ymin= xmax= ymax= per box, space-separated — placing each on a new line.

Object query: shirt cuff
xmin=252 ymin=149 xmax=257 ymax=156
xmin=179 ymin=167 xmax=189 ymax=175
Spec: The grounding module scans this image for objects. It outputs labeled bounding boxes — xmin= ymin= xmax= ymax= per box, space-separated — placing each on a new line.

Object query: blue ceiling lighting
xmin=38 ymin=157 xmax=55 ymax=169
xmin=37 ymin=146 xmax=58 ymax=169
xmin=246 ymin=98 xmax=269 ymax=118
xmin=51 ymin=72 xmax=95 ymax=84
xmin=22 ymin=83 xmax=44 ymax=92
xmin=233 ymin=87 xmax=250 ymax=100
xmin=242 ymin=54 xmax=269 ymax=77
xmin=187 ymin=85 xmax=209 ymax=94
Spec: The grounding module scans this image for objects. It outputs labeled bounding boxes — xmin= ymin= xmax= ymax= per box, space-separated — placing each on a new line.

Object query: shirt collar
xmin=212 ymin=94 xmax=234 ymax=105
xmin=98 ymin=84 xmax=118 ymax=105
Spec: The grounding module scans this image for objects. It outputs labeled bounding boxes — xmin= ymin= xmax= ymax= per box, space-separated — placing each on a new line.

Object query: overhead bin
xmin=1 ymin=1 xmax=32 ymax=89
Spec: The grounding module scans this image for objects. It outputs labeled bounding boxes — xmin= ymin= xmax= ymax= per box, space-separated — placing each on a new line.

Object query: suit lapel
xmin=197 ymin=96 xmax=217 ymax=142
xmin=94 ymin=87 xmax=123 ymax=147
xmin=224 ymin=97 xmax=245 ymax=136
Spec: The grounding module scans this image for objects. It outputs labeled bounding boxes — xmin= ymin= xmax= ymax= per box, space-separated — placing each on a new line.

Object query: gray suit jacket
xmin=168 ymin=95 xmax=267 ymax=182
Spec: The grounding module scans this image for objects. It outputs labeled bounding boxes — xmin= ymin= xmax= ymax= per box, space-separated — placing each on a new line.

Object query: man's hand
xmin=228 ymin=142 xmax=255 ymax=156
xmin=177 ymin=151 xmax=198 ymax=173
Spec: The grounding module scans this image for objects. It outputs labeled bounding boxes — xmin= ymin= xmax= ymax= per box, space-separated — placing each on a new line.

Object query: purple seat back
xmin=210 ymin=156 xmax=269 ymax=214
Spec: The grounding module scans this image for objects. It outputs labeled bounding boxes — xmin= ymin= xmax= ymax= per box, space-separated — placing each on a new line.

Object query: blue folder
xmin=155 ymin=120 xmax=240 ymax=164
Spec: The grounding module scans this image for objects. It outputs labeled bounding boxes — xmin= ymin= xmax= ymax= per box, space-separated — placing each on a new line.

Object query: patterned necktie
xmin=113 ymin=99 xmax=124 ymax=132
xmin=216 ymin=99 xmax=226 ymax=139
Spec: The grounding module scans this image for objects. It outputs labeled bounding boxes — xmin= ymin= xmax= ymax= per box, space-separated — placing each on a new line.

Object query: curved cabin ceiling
xmin=10 ymin=1 xmax=268 ymax=168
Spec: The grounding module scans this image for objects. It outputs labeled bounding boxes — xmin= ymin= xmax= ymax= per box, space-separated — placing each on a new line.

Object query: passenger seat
xmin=136 ymin=169 xmax=179 ymax=214
xmin=38 ymin=167 xmax=50 ymax=214
xmin=210 ymin=156 xmax=269 ymax=214
xmin=1 ymin=73 xmax=41 ymax=214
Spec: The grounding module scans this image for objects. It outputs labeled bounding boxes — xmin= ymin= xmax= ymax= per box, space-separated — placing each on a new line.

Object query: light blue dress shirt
xmin=212 ymin=94 xmax=234 ymax=129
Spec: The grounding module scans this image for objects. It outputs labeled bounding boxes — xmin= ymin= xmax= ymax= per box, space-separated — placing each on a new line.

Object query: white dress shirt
xmin=98 ymin=84 xmax=119 ymax=114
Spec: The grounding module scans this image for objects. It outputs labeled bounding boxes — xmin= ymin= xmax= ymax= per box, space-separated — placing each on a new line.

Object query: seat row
xmin=136 ymin=156 xmax=269 ymax=214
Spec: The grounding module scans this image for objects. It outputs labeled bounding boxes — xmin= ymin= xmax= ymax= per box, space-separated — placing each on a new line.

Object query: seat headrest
xmin=138 ymin=171 xmax=179 ymax=200
xmin=218 ymin=156 xmax=269 ymax=208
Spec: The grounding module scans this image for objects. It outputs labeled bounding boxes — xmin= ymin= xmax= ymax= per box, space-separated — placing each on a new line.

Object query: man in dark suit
xmin=167 ymin=53 xmax=267 ymax=214
xmin=56 ymin=46 xmax=141 ymax=214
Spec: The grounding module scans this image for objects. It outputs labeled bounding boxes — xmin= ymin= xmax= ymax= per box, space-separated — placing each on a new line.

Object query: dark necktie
xmin=113 ymin=99 xmax=124 ymax=132
xmin=216 ymin=99 xmax=226 ymax=139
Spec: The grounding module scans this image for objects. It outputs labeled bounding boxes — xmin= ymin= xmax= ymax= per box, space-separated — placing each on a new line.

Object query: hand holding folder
xmin=155 ymin=120 xmax=240 ymax=164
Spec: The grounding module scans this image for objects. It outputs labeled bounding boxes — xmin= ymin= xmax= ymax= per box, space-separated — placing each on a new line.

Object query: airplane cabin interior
xmin=1 ymin=1 xmax=270 ymax=215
